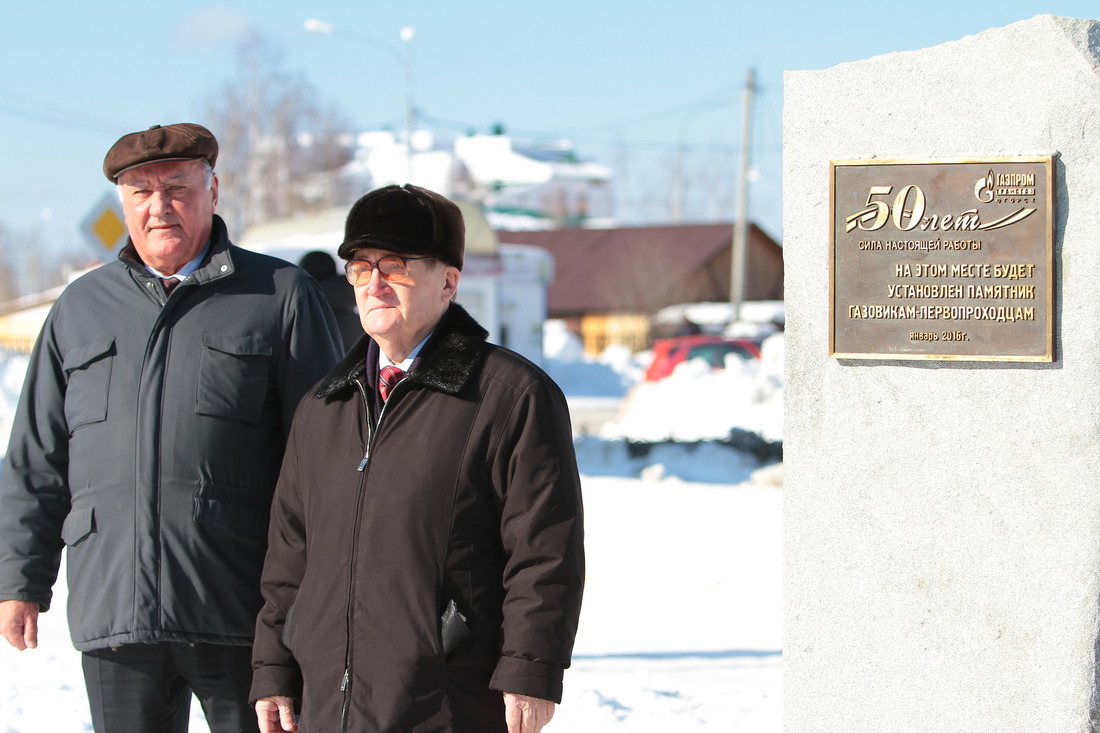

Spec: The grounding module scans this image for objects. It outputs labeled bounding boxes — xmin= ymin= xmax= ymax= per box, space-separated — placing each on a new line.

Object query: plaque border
xmin=829 ymin=155 xmax=1055 ymax=362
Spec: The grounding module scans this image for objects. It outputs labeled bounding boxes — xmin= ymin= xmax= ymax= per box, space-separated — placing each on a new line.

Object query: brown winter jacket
xmin=250 ymin=304 xmax=585 ymax=732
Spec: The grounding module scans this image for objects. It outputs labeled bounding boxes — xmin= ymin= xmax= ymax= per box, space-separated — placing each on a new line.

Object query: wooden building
xmin=497 ymin=222 xmax=783 ymax=354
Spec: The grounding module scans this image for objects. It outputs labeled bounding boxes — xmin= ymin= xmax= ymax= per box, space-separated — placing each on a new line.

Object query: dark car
xmin=644 ymin=334 xmax=762 ymax=381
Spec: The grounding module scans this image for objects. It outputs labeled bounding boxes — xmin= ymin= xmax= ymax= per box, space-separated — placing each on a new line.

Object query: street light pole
xmin=730 ymin=67 xmax=755 ymax=321
xmin=399 ymin=26 xmax=416 ymax=181
xmin=305 ymin=18 xmax=417 ymax=182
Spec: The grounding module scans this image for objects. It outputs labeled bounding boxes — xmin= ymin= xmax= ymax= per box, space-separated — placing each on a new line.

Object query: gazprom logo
xmin=975 ymin=169 xmax=1036 ymax=203
xmin=974 ymin=169 xmax=996 ymax=203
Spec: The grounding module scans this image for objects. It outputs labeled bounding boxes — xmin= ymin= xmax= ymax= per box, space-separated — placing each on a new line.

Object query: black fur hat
xmin=338 ymin=184 xmax=465 ymax=270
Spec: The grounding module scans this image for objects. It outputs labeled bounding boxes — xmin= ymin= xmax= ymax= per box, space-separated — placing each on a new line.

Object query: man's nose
xmin=364 ymin=267 xmax=391 ymax=294
xmin=149 ymin=191 xmax=173 ymax=217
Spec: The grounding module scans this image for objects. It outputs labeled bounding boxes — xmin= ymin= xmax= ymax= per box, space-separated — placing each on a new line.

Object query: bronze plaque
xmin=830 ymin=156 xmax=1054 ymax=361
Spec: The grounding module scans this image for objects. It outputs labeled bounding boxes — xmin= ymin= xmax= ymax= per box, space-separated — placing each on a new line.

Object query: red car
xmin=644 ymin=334 xmax=762 ymax=381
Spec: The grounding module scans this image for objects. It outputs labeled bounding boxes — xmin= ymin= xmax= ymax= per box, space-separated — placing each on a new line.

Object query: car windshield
xmin=685 ymin=343 xmax=751 ymax=368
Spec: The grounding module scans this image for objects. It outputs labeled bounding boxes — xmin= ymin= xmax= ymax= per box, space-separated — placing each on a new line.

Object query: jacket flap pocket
xmin=201 ymin=331 xmax=272 ymax=357
xmin=193 ymin=483 xmax=269 ymax=538
xmin=197 ymin=333 xmax=272 ymax=423
xmin=62 ymin=338 xmax=115 ymax=375
xmin=61 ymin=507 xmax=95 ymax=546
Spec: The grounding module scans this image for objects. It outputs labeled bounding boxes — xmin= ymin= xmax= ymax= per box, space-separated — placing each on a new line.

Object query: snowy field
xmin=0 ymin=323 xmax=784 ymax=732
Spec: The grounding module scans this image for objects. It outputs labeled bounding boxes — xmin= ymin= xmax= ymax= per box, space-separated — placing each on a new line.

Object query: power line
xmin=414 ymin=110 xmax=780 ymax=156
xmin=0 ymin=91 xmax=125 ymax=135
xmin=415 ymin=77 xmax=781 ymax=157
xmin=570 ymin=83 xmax=746 ymax=131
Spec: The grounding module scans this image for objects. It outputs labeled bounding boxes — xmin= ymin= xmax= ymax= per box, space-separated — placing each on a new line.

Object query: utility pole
xmin=730 ymin=67 xmax=755 ymax=321
xmin=671 ymin=145 xmax=684 ymax=222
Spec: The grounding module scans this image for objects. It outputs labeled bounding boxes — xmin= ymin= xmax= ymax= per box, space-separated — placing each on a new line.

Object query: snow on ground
xmin=0 ymin=324 xmax=784 ymax=732
xmin=556 ymin=476 xmax=782 ymax=732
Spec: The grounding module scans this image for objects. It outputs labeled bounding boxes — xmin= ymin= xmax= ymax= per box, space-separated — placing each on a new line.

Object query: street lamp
xmin=304 ymin=18 xmax=417 ymax=182
xmin=730 ymin=68 xmax=755 ymax=320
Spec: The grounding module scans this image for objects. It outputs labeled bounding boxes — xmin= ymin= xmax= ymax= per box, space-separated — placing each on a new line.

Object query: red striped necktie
xmin=379 ymin=365 xmax=405 ymax=401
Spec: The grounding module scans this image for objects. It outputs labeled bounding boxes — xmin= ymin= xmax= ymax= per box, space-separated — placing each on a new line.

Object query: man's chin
xmin=134 ymin=238 xmax=202 ymax=273
xmin=141 ymin=233 xmax=186 ymax=252
xmin=362 ymin=312 xmax=401 ymax=337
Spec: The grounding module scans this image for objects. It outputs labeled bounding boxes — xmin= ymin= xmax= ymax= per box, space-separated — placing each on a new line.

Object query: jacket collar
xmin=315 ymin=303 xmax=489 ymax=400
xmin=119 ymin=214 xmax=236 ymax=286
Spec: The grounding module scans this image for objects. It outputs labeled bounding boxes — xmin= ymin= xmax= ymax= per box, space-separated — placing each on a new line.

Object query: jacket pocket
xmin=61 ymin=507 xmax=96 ymax=546
xmin=196 ymin=332 xmax=272 ymax=424
xmin=62 ymin=338 xmax=115 ymax=433
xmin=193 ymin=482 xmax=270 ymax=538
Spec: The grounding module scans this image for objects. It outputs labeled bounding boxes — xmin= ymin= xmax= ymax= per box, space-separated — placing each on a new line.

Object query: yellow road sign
xmin=79 ymin=192 xmax=128 ymax=262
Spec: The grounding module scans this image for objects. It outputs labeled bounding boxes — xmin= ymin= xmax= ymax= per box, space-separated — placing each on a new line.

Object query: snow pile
xmin=544 ymin=320 xmax=784 ymax=484
xmin=544 ymin=319 xmax=784 ymax=443
xmin=542 ymin=320 xmax=641 ymax=398
xmin=604 ymin=332 xmax=783 ymax=443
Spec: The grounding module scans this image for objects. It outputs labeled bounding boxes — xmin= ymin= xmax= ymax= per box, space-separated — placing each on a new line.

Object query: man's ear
xmin=442 ymin=267 xmax=460 ymax=302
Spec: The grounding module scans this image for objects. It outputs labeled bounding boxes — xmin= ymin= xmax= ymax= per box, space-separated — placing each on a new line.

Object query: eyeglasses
xmin=344 ymin=255 xmax=437 ymax=286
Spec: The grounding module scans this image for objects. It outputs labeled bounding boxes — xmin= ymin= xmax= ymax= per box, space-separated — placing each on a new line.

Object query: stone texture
xmin=784 ymin=15 xmax=1100 ymax=733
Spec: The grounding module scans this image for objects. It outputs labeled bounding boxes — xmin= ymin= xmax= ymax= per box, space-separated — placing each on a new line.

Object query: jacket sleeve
xmin=488 ymin=373 xmax=585 ymax=703
xmin=274 ymin=276 xmax=344 ymax=440
xmin=250 ymin=404 xmax=309 ymax=704
xmin=0 ymin=311 xmax=71 ymax=611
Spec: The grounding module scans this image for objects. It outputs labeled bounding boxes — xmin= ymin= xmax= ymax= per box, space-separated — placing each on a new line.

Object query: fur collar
xmin=315 ymin=303 xmax=489 ymax=400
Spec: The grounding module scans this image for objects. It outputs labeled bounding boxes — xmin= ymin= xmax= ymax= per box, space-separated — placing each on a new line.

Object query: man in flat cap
xmin=249 ymin=184 xmax=585 ymax=733
xmin=0 ymin=123 xmax=343 ymax=733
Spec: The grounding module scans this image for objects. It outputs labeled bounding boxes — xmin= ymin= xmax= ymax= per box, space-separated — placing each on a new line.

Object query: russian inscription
xmin=830 ymin=157 xmax=1054 ymax=361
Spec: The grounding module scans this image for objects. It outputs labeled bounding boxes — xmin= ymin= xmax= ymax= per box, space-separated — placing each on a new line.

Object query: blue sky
xmin=1 ymin=1 xmax=1095 ymax=258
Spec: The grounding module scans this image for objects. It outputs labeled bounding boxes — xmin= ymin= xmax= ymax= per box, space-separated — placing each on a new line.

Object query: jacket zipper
xmin=341 ymin=376 xmax=404 ymax=729
xmin=356 ymin=377 xmax=396 ymax=471
xmin=341 ymin=378 xmax=375 ymax=731
xmin=354 ymin=373 xmax=374 ymax=474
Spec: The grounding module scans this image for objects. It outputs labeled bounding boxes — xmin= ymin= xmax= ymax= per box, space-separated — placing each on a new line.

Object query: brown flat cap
xmin=103 ymin=123 xmax=218 ymax=181
xmin=338 ymin=184 xmax=466 ymax=270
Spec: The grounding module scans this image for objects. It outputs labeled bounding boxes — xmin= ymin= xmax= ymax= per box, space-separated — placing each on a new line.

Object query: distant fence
xmin=0 ymin=285 xmax=63 ymax=357
xmin=0 ymin=337 xmax=36 ymax=355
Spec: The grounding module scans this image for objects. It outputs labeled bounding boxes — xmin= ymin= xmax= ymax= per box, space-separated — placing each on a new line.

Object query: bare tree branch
xmin=203 ymin=32 xmax=356 ymax=239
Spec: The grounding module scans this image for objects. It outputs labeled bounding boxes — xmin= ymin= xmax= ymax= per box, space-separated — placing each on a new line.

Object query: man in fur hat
xmin=250 ymin=184 xmax=585 ymax=733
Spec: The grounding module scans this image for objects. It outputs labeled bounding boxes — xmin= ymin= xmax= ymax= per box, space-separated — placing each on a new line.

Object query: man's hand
xmin=503 ymin=692 xmax=555 ymax=733
xmin=0 ymin=600 xmax=39 ymax=650
xmin=255 ymin=696 xmax=298 ymax=733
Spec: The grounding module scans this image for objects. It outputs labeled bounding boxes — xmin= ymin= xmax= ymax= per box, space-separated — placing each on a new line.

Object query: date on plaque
xmin=830 ymin=156 xmax=1054 ymax=361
